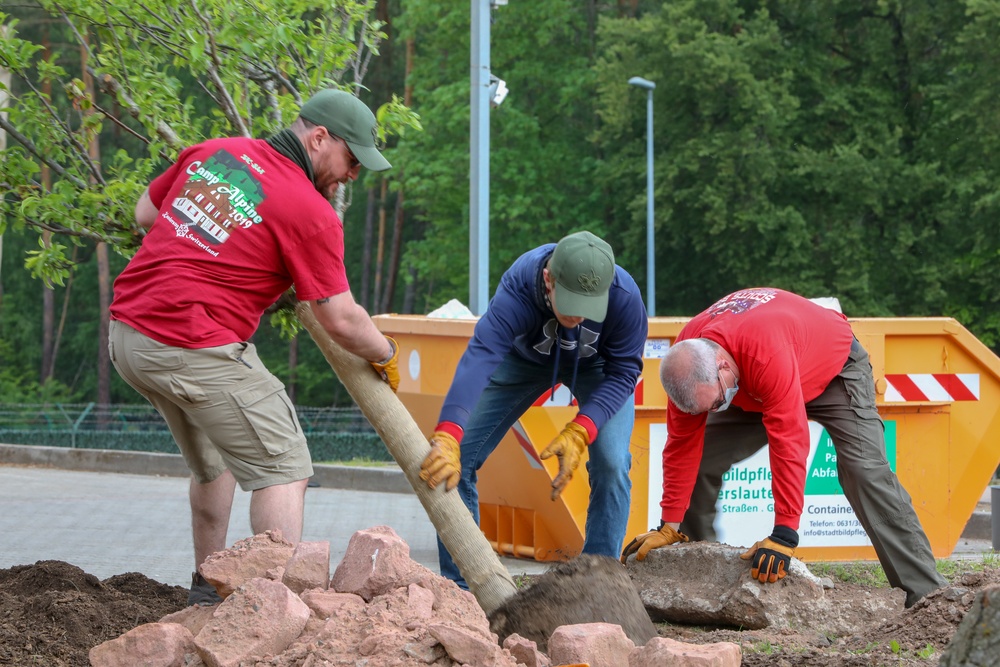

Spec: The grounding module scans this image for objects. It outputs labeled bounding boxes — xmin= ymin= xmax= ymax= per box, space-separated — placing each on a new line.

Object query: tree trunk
xmin=380 ymin=189 xmax=404 ymax=313
xmin=40 ymin=28 xmax=54 ymax=383
xmin=402 ymin=265 xmax=416 ymax=314
xmin=361 ymin=186 xmax=376 ymax=311
xmin=49 ymin=259 xmax=76 ymax=382
xmin=294 ymin=302 xmax=517 ymax=613
xmin=96 ymin=243 xmax=111 ymax=404
xmin=41 ymin=233 xmax=54 ymax=382
xmin=82 ymin=32 xmax=111 ymax=407
xmin=378 ymin=36 xmax=415 ymax=314
xmin=374 ymin=179 xmax=388 ymax=312
xmin=0 ymin=24 xmax=8 ymax=308
xmin=287 ymin=334 xmax=299 ymax=404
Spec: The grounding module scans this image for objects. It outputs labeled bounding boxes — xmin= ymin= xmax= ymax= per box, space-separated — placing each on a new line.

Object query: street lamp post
xmin=628 ymin=76 xmax=655 ymax=317
xmin=470 ymin=0 xmax=491 ymax=315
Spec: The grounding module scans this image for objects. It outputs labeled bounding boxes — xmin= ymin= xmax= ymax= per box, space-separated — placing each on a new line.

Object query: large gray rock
xmin=625 ymin=542 xmax=896 ymax=634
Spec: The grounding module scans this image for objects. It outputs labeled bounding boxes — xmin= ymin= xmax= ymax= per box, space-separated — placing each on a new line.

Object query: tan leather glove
xmin=620 ymin=523 xmax=689 ymax=564
xmin=539 ymin=421 xmax=589 ymax=501
xmin=419 ymin=431 xmax=461 ymax=492
xmin=370 ymin=336 xmax=399 ymax=392
xmin=740 ymin=527 xmax=798 ymax=583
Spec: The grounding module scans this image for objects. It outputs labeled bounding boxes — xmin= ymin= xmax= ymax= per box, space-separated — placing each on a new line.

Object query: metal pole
xmin=469 ymin=0 xmax=490 ymax=315
xmin=645 ymin=89 xmax=654 ymax=317
xmin=628 ymin=77 xmax=656 ymax=317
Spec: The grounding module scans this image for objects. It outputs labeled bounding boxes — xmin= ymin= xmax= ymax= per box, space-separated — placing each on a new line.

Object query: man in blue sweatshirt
xmin=419 ymin=231 xmax=647 ymax=588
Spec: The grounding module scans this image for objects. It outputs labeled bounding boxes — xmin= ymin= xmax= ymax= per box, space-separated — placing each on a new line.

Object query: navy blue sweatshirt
xmin=438 ymin=244 xmax=647 ymax=436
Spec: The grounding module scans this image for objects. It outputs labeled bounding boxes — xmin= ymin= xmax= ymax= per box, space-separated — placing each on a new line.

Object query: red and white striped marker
xmin=883 ymin=374 xmax=980 ymax=402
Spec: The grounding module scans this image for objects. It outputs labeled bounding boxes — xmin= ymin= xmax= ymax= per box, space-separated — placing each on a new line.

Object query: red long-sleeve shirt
xmin=660 ymin=288 xmax=854 ymax=530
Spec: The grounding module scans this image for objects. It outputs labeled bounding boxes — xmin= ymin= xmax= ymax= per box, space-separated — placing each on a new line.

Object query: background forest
xmin=1 ymin=0 xmax=999 ymax=408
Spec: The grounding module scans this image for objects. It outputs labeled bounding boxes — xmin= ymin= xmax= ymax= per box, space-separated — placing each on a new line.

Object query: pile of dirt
xmin=1 ymin=557 xmax=997 ymax=666
xmin=0 ymin=560 xmax=187 ymax=667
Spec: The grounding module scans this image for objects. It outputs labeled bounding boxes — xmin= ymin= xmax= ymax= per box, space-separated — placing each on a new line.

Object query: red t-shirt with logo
xmin=111 ymin=137 xmax=349 ymax=348
xmin=659 ymin=288 xmax=854 ymax=531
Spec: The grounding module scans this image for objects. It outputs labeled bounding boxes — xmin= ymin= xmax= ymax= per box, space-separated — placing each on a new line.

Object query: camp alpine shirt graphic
xmin=169 ymin=150 xmax=267 ymax=249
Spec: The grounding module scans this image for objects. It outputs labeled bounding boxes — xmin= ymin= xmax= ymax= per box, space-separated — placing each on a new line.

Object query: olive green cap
xmin=299 ymin=89 xmax=391 ymax=172
xmin=549 ymin=231 xmax=615 ymax=322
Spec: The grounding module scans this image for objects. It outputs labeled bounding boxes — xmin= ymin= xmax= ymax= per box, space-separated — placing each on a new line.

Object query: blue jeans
xmin=438 ymin=353 xmax=634 ymax=588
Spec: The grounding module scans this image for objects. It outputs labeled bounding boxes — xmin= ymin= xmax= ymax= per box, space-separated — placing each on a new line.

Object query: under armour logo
xmin=578 ymin=270 xmax=601 ymax=293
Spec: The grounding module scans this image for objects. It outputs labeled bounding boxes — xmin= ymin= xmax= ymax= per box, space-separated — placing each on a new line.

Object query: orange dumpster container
xmin=375 ymin=314 xmax=1000 ymax=562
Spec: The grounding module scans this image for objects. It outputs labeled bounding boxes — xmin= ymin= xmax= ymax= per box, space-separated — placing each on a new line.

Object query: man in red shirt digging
xmin=109 ymin=90 xmax=398 ymax=605
xmin=622 ymin=288 xmax=945 ymax=608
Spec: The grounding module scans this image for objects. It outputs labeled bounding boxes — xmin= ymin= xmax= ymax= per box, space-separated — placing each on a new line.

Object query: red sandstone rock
xmin=629 ymin=636 xmax=742 ymax=666
xmin=158 ymin=604 xmax=217 ymax=638
xmin=503 ymin=633 xmax=552 ymax=667
xmin=89 ymin=622 xmax=196 ymax=667
xmin=193 ymin=577 xmax=310 ymax=667
xmin=282 ymin=540 xmax=331 ymax=594
xmin=428 ymin=622 xmax=513 ymax=666
xmin=199 ymin=530 xmax=295 ymax=599
xmin=547 ymin=622 xmax=636 ymax=667
xmin=330 ymin=525 xmax=423 ymax=601
xmin=298 ymin=587 xmax=365 ymax=619
xmin=407 ymin=582 xmax=436 ymax=622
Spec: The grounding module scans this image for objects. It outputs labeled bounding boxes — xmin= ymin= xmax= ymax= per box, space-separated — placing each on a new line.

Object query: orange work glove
xmin=370 ymin=336 xmax=399 ymax=392
xmin=740 ymin=526 xmax=798 ymax=583
xmin=620 ymin=523 xmax=689 ymax=564
xmin=539 ymin=421 xmax=589 ymax=501
xmin=419 ymin=431 xmax=461 ymax=492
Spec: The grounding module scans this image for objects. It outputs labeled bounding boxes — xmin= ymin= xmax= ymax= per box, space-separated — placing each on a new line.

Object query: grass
xmin=808 ymin=550 xmax=999 ymax=588
xmin=743 ymin=639 xmax=777 ymax=655
xmin=851 ymin=641 xmax=879 ymax=655
xmin=315 ymin=458 xmax=398 ymax=467
xmin=807 ymin=561 xmax=889 ymax=587
xmin=512 ymin=573 xmax=533 ymax=590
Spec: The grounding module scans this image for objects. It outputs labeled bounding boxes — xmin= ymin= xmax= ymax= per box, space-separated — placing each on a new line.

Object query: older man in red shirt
xmin=622 ymin=288 xmax=945 ymax=608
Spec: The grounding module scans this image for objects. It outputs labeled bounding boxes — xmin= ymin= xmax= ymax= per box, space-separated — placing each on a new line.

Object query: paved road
xmin=0 ymin=445 xmax=993 ymax=589
xmin=0 ymin=462 xmax=548 ymax=588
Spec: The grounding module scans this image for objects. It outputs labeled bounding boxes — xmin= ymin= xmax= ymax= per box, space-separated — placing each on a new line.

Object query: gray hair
xmin=659 ymin=339 xmax=720 ymax=413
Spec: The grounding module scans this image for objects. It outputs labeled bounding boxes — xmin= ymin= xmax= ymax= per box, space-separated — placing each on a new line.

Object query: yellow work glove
xmin=740 ymin=526 xmax=798 ymax=583
xmin=419 ymin=431 xmax=461 ymax=492
xmin=370 ymin=336 xmax=399 ymax=392
xmin=620 ymin=523 xmax=689 ymax=564
xmin=539 ymin=421 xmax=589 ymax=501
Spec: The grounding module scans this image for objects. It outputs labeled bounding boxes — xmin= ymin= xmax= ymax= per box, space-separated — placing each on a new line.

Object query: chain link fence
xmin=0 ymin=403 xmax=391 ymax=463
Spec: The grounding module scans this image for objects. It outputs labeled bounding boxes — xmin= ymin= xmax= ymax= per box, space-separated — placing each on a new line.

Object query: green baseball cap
xmin=298 ymin=89 xmax=392 ymax=172
xmin=549 ymin=231 xmax=616 ymax=322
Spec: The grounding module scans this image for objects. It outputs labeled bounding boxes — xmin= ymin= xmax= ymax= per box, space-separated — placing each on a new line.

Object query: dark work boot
xmin=188 ymin=571 xmax=222 ymax=606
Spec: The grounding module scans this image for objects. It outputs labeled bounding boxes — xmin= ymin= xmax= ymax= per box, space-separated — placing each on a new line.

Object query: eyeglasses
xmin=329 ymin=133 xmax=360 ymax=169
xmin=709 ymin=367 xmax=730 ymax=413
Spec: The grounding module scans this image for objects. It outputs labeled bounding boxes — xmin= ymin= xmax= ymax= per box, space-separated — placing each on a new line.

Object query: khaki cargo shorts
xmin=108 ymin=320 xmax=313 ymax=490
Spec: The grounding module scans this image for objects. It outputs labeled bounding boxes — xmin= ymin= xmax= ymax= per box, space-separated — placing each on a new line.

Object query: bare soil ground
xmin=656 ymin=564 xmax=1000 ymax=667
xmin=0 ymin=558 xmax=997 ymax=666
xmin=0 ymin=560 xmax=187 ymax=667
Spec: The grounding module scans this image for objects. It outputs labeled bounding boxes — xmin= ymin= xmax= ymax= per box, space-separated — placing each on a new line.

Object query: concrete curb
xmin=0 ymin=443 xmax=414 ymax=496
